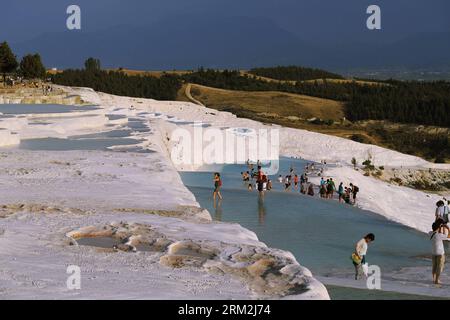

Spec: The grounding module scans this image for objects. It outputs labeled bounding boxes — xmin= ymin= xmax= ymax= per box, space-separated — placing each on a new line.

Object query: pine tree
xmin=0 ymin=42 xmax=18 ymax=85
xmin=19 ymin=54 xmax=46 ymax=79
xmin=84 ymin=57 xmax=101 ymax=72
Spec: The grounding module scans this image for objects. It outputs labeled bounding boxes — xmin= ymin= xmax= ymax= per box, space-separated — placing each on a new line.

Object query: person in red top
xmin=213 ymin=172 xmax=223 ymax=201
xmin=256 ymin=165 xmax=263 ymax=182
xmin=294 ymin=175 xmax=299 ymax=189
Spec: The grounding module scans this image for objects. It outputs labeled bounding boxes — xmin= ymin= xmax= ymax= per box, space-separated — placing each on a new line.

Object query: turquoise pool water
xmin=19 ymin=136 xmax=142 ymax=151
xmin=181 ymin=158 xmax=433 ymax=276
xmin=0 ymin=104 xmax=154 ymax=153
xmin=0 ymin=104 xmax=98 ymax=114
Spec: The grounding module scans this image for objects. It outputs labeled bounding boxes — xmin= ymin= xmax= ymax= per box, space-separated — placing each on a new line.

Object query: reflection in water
xmin=258 ymin=195 xmax=266 ymax=225
xmin=214 ymin=201 xmax=223 ymax=221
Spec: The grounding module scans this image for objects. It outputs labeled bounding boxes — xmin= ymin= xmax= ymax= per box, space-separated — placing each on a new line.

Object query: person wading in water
xmin=213 ymin=172 xmax=223 ymax=202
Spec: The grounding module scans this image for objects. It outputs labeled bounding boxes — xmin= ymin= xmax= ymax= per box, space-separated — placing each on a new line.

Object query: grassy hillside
xmin=183 ymin=84 xmax=344 ymax=121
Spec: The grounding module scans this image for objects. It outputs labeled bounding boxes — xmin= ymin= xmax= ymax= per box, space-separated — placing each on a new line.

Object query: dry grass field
xmin=184 ymin=83 xmax=345 ymax=121
xmin=176 ymin=84 xmax=420 ymax=152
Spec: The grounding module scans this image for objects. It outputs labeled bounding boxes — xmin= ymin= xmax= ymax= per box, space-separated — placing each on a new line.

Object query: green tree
xmin=19 ymin=54 xmax=46 ymax=79
xmin=84 ymin=57 xmax=101 ymax=71
xmin=0 ymin=42 xmax=18 ymax=85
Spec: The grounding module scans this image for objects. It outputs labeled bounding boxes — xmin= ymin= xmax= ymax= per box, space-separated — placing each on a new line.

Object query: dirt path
xmin=185 ymin=83 xmax=205 ymax=106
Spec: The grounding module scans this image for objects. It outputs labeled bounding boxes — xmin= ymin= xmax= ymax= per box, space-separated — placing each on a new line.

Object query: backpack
xmin=353 ymin=186 xmax=359 ymax=193
xmin=218 ymin=179 xmax=222 ymax=187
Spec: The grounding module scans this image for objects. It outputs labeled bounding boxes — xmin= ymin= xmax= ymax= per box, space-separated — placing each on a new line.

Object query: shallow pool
xmin=0 ymin=104 xmax=98 ymax=114
xmin=181 ymin=158 xmax=433 ymax=276
xmin=19 ymin=136 xmax=142 ymax=151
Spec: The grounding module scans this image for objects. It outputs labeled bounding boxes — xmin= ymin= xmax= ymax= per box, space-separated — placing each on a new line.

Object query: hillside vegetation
xmin=182 ymin=69 xmax=450 ymax=128
xmin=248 ymin=66 xmax=344 ymax=82
xmin=52 ymin=69 xmax=181 ymax=100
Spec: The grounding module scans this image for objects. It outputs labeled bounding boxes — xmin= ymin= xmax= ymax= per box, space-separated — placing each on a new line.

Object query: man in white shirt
xmin=353 ymin=233 xmax=375 ymax=280
xmin=430 ymin=220 xmax=449 ymax=285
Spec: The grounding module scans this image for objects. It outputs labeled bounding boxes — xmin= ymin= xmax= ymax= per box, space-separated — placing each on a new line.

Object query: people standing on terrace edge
xmin=300 ymin=173 xmax=307 ymax=184
xmin=319 ymin=182 xmax=327 ymax=198
xmin=241 ymin=171 xmax=250 ymax=182
xmin=213 ymin=172 xmax=223 ymax=202
xmin=350 ymin=183 xmax=359 ymax=204
xmin=266 ymin=179 xmax=272 ymax=191
xmin=284 ymin=175 xmax=291 ymax=190
xmin=338 ymin=182 xmax=344 ymax=203
xmin=327 ymin=178 xmax=335 ymax=199
xmin=320 ymin=177 xmax=325 ymax=187
xmin=307 ymin=183 xmax=315 ymax=196
xmin=344 ymin=187 xmax=352 ymax=204
xmin=429 ymin=220 xmax=449 ymax=285
xmin=240 ymin=161 xmax=360 ymax=207
xmin=352 ymin=233 xmax=375 ymax=280
xmin=300 ymin=182 xmax=306 ymax=195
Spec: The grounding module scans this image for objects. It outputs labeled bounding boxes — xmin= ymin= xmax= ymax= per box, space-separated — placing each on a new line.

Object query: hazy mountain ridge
xmin=11 ymin=14 xmax=450 ymax=71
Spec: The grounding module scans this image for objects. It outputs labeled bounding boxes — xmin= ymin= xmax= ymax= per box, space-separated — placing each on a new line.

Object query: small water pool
xmin=127 ymin=119 xmax=151 ymax=133
xmin=0 ymin=104 xmax=99 ymax=114
xmin=71 ymin=129 xmax=134 ymax=139
xmin=76 ymin=237 xmax=158 ymax=252
xmin=106 ymin=114 xmax=128 ymax=121
xmin=76 ymin=237 xmax=120 ymax=249
xmin=19 ymin=137 xmax=142 ymax=151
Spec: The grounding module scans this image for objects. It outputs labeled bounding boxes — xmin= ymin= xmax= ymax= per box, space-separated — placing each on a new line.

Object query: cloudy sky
xmin=2 ymin=1 xmax=449 ymax=70
xmin=1 ymin=0 xmax=449 ymax=43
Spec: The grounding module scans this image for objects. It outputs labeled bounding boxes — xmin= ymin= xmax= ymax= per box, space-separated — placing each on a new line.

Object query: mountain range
xmin=11 ymin=14 xmax=450 ymax=71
